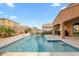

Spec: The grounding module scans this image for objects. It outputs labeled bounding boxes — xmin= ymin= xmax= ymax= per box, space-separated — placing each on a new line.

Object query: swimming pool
xmin=0 ymin=34 xmax=79 ymax=52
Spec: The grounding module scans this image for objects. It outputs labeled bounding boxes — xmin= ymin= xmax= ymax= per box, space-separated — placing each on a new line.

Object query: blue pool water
xmin=0 ymin=34 xmax=79 ymax=52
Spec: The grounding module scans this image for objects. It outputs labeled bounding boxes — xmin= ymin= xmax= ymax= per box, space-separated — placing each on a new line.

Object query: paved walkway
xmin=0 ymin=33 xmax=30 ymax=48
xmin=62 ymin=37 xmax=79 ymax=49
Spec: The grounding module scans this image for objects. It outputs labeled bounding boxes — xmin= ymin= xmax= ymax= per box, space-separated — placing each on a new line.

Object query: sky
xmin=0 ymin=3 xmax=69 ymax=29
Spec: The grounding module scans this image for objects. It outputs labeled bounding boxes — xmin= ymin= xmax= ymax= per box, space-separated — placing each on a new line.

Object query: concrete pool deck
xmin=0 ymin=33 xmax=30 ymax=48
xmin=45 ymin=35 xmax=79 ymax=49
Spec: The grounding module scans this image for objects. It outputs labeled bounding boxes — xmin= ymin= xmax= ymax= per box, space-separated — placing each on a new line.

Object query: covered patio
xmin=52 ymin=3 xmax=79 ymax=39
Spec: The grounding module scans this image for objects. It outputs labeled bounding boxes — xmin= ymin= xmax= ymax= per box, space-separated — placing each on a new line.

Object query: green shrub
xmin=0 ymin=26 xmax=16 ymax=38
xmin=25 ymin=28 xmax=32 ymax=33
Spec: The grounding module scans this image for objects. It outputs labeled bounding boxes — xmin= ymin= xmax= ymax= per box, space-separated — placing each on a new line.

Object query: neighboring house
xmin=31 ymin=27 xmax=40 ymax=34
xmin=42 ymin=23 xmax=53 ymax=34
xmin=0 ymin=18 xmax=19 ymax=27
xmin=0 ymin=18 xmax=30 ymax=34
xmin=52 ymin=3 xmax=79 ymax=38
xmin=11 ymin=26 xmax=30 ymax=34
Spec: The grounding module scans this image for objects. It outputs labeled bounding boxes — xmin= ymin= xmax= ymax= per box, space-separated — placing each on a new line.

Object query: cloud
xmin=6 ymin=3 xmax=15 ymax=8
xmin=10 ymin=16 xmax=18 ymax=19
xmin=50 ymin=3 xmax=61 ymax=7
xmin=61 ymin=6 xmax=67 ymax=10
xmin=0 ymin=11 xmax=3 ymax=14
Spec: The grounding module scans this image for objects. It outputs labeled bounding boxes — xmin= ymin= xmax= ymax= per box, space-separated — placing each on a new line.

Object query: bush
xmin=0 ymin=26 xmax=16 ymax=38
xmin=25 ymin=28 xmax=32 ymax=33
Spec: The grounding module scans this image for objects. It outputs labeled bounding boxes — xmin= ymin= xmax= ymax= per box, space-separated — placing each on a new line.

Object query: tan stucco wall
xmin=0 ymin=18 xmax=19 ymax=27
xmin=52 ymin=4 xmax=79 ymax=38
xmin=65 ymin=21 xmax=73 ymax=37
xmin=53 ymin=4 xmax=79 ymax=26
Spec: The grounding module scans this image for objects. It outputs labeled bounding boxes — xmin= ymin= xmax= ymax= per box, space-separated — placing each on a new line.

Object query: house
xmin=42 ymin=23 xmax=53 ymax=34
xmin=11 ymin=26 xmax=30 ymax=34
xmin=52 ymin=3 xmax=79 ymax=38
xmin=0 ymin=18 xmax=29 ymax=34
xmin=0 ymin=18 xmax=19 ymax=27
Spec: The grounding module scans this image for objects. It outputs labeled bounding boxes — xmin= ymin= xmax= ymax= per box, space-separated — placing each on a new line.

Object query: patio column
xmin=60 ymin=23 xmax=65 ymax=39
xmin=68 ymin=23 xmax=73 ymax=37
xmin=53 ymin=26 xmax=55 ymax=35
xmin=66 ymin=22 xmax=73 ymax=37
